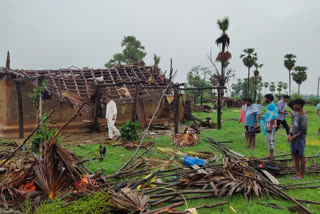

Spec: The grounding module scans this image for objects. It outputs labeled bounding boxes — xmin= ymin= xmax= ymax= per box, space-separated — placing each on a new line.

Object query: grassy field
xmin=4 ymin=104 xmax=307 ymax=213
xmin=62 ymin=104 xmax=320 ymax=214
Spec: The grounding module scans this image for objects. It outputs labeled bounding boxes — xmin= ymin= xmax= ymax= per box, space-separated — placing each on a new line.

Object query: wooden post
xmin=93 ymin=87 xmax=101 ymax=131
xmin=16 ymin=82 xmax=24 ymax=138
xmin=174 ymin=85 xmax=179 ymax=134
xmin=217 ymin=87 xmax=222 ymax=129
xmin=132 ymin=83 xmax=139 ymax=122
xmin=169 ymin=59 xmax=173 ymax=83
xmin=36 ymin=76 xmax=44 ymax=125
xmin=6 ymin=51 xmax=24 ymax=138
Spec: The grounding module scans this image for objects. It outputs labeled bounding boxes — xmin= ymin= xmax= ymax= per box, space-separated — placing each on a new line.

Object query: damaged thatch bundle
xmin=61 ymin=90 xmax=93 ymax=112
xmin=171 ymin=127 xmax=198 ymax=147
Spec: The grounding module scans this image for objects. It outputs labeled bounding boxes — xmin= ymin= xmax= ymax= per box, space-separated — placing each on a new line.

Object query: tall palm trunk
xmin=220 ymin=43 xmax=225 ymax=99
xmin=298 ymin=84 xmax=300 ymax=94
xmin=289 ymin=69 xmax=291 ymax=96
xmin=247 ymin=67 xmax=250 ymax=98
xmin=253 ymin=80 xmax=257 ymax=102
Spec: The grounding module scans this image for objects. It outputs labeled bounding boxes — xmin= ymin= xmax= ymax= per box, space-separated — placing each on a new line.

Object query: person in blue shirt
xmin=245 ymin=98 xmax=259 ymax=150
xmin=256 ymin=99 xmax=262 ymax=115
xmin=317 ymin=103 xmax=320 ymax=135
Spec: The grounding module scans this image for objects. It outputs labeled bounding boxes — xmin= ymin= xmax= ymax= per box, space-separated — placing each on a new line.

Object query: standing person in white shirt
xmin=105 ymin=95 xmax=120 ymax=140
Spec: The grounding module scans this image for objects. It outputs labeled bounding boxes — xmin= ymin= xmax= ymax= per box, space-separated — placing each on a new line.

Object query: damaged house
xmin=0 ymin=61 xmax=189 ymax=138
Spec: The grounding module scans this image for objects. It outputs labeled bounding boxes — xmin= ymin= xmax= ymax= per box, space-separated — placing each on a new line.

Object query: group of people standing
xmin=239 ymin=94 xmax=308 ymax=180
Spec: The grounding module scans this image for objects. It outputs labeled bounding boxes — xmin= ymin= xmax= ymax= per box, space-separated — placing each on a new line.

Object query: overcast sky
xmin=1 ymin=0 xmax=319 ymax=95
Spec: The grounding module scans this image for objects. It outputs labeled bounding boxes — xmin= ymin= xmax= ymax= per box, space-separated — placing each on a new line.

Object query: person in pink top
xmin=239 ymin=98 xmax=247 ymax=143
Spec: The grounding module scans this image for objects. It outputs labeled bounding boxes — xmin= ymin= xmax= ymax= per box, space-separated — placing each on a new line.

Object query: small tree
xmin=284 ymin=54 xmax=296 ymax=96
xmin=282 ymin=82 xmax=288 ymax=94
xmin=253 ymin=63 xmax=263 ymax=102
xmin=105 ymin=36 xmax=146 ymax=68
xmin=120 ymin=120 xmax=140 ymax=142
xmin=240 ymin=48 xmax=257 ymax=98
xmin=292 ymin=66 xmax=308 ymax=94
xmin=186 ymin=66 xmax=212 ymax=104
xmin=277 ymin=81 xmax=283 ymax=95
xmin=269 ymin=82 xmax=276 ymax=95
xmin=263 ymin=82 xmax=269 ymax=94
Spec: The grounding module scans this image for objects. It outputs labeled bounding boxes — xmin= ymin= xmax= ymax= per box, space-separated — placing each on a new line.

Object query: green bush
xmin=30 ymin=193 xmax=113 ymax=214
xmin=120 ymin=120 xmax=140 ymax=141
xmin=290 ymin=93 xmax=303 ymax=100
xmin=30 ymin=115 xmax=61 ymax=152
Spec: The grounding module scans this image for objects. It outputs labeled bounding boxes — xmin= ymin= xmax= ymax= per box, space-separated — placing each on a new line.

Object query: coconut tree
xmin=253 ymin=63 xmax=263 ymax=102
xmin=284 ymin=54 xmax=296 ymax=96
xmin=240 ymin=48 xmax=257 ymax=98
xmin=269 ymin=82 xmax=276 ymax=95
xmin=263 ymin=82 xmax=269 ymax=94
xmin=292 ymin=66 xmax=308 ymax=94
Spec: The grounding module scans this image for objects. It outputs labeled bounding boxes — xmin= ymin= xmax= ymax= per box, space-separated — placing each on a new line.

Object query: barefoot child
xmin=288 ymin=100 xmax=296 ymax=167
xmin=289 ymin=99 xmax=307 ymax=180
xmin=239 ymin=98 xmax=247 ymax=143
xmin=245 ymin=98 xmax=259 ymax=150
xmin=264 ymin=94 xmax=278 ymax=158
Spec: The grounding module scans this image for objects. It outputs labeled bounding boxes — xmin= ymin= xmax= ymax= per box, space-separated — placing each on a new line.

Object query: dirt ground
xmin=4 ymin=128 xmax=175 ymax=147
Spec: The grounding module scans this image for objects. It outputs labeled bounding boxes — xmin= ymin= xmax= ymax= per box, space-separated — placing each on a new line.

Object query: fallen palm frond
xmin=171 ymin=127 xmax=198 ymax=148
xmin=139 ymin=158 xmax=183 ymax=170
xmin=155 ymin=147 xmax=186 ymax=157
xmin=111 ymin=187 xmax=150 ymax=214
xmin=123 ymin=141 xmax=154 ymax=150
xmin=61 ymin=90 xmax=92 ymax=112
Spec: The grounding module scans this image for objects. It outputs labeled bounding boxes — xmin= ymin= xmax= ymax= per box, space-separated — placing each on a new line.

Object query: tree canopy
xmin=105 ymin=36 xmax=147 ymax=68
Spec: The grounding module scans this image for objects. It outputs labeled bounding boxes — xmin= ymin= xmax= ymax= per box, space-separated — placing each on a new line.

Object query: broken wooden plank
xmin=261 ymin=169 xmax=280 ymax=185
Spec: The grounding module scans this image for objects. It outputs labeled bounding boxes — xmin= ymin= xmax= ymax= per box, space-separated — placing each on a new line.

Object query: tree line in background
xmin=104 ymin=19 xmax=310 ymax=102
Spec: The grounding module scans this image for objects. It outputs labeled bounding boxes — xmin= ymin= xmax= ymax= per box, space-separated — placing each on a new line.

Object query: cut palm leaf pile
xmin=171 ymin=127 xmax=198 ymax=148
xmin=139 ymin=157 xmax=183 ymax=170
xmin=155 ymin=147 xmax=187 ymax=157
xmin=111 ymin=187 xmax=150 ymax=214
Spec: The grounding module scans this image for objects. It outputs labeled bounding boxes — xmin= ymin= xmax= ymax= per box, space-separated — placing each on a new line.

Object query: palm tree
xmin=277 ymin=81 xmax=283 ymax=95
xmin=269 ymin=82 xmax=276 ymax=95
xmin=282 ymin=82 xmax=288 ymax=94
xmin=215 ymin=17 xmax=231 ymax=97
xmin=263 ymin=82 xmax=269 ymax=94
xmin=284 ymin=54 xmax=296 ymax=96
xmin=240 ymin=48 xmax=257 ymax=98
xmin=292 ymin=66 xmax=308 ymax=94
xmin=253 ymin=63 xmax=263 ymax=102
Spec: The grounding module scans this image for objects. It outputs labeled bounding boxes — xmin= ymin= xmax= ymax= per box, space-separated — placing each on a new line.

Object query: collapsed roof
xmin=8 ymin=65 xmax=169 ymax=103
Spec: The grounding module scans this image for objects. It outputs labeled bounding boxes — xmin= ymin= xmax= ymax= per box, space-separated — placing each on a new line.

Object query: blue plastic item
xmin=183 ymin=156 xmax=206 ymax=166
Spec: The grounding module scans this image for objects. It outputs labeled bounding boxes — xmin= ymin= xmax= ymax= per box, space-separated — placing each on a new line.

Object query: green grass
xmin=64 ymin=105 xmax=320 ymax=213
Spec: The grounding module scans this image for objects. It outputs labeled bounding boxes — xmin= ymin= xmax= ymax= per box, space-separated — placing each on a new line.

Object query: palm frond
xmin=112 ymin=187 xmax=150 ymax=214
xmin=171 ymin=128 xmax=199 ymax=148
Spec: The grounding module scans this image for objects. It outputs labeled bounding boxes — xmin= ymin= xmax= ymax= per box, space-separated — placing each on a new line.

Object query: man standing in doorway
xmin=264 ymin=94 xmax=278 ymax=158
xmin=276 ymin=95 xmax=290 ymax=135
xmin=105 ymin=95 xmax=120 ymax=140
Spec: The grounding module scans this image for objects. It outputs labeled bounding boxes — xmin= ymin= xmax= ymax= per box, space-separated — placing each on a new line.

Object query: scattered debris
xmin=171 ymin=127 xmax=198 ymax=147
